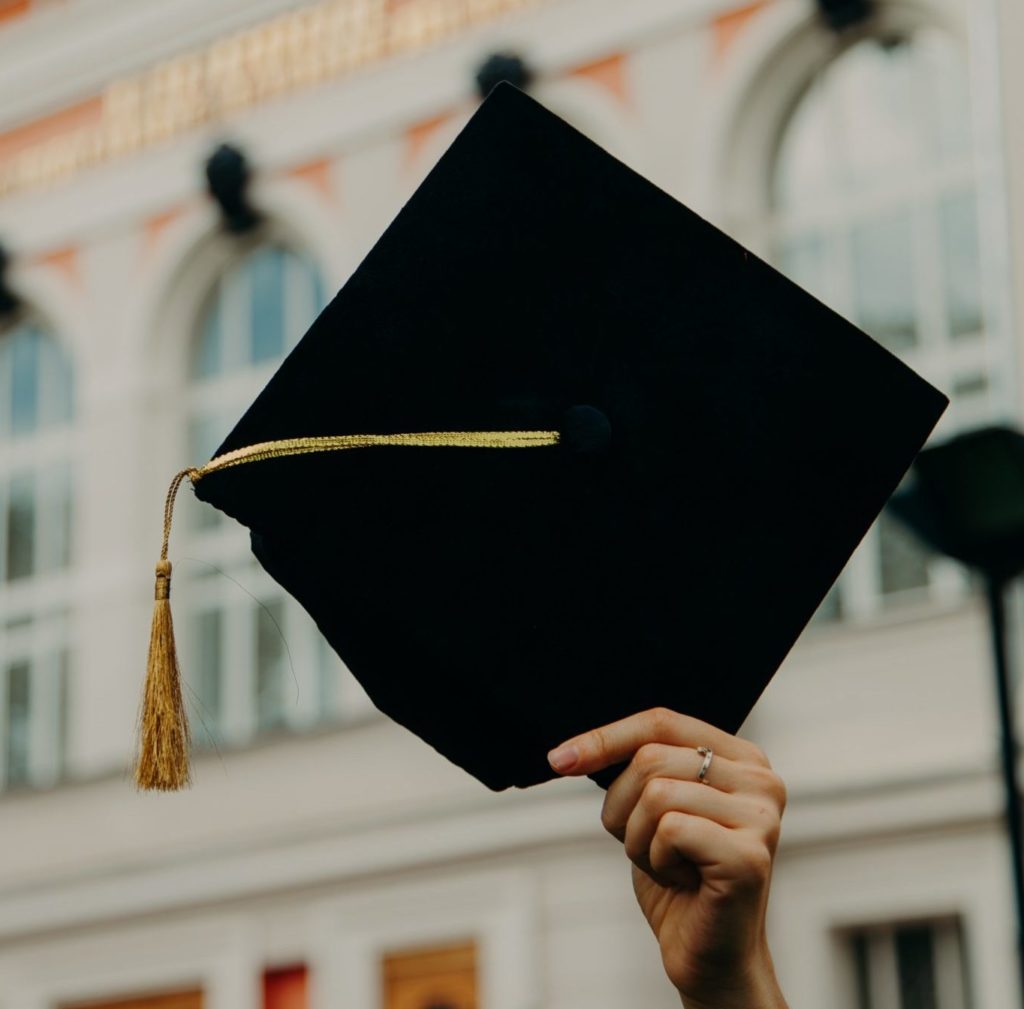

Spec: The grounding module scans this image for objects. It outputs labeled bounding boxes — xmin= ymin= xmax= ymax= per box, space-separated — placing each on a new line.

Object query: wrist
xmin=676 ymin=942 xmax=788 ymax=1009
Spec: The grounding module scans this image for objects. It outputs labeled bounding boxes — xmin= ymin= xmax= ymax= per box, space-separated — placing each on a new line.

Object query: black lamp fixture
xmin=204 ymin=142 xmax=261 ymax=235
xmin=889 ymin=424 xmax=1024 ymax=1007
xmin=816 ymin=0 xmax=873 ymax=32
xmin=474 ymin=51 xmax=533 ymax=100
xmin=0 ymin=242 xmax=19 ymax=320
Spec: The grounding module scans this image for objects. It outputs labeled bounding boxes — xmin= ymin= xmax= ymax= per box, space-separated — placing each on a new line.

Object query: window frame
xmin=177 ymin=234 xmax=369 ymax=754
xmin=769 ymin=28 xmax=989 ymax=622
xmin=842 ymin=916 xmax=972 ymax=1009
xmin=725 ymin=16 xmax=1012 ymax=626
xmin=0 ymin=310 xmax=75 ymax=791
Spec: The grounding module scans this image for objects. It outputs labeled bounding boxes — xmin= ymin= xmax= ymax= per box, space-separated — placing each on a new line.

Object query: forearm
xmin=681 ymin=983 xmax=788 ymax=1009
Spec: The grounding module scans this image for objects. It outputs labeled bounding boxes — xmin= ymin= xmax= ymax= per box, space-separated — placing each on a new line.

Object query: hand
xmin=547 ymin=708 xmax=789 ymax=1009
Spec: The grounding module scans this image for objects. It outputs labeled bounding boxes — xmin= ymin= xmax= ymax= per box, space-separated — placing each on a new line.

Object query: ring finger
xmin=602 ymin=744 xmax=754 ymax=840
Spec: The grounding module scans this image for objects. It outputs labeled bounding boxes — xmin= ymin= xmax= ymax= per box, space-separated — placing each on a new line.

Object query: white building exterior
xmin=0 ymin=1 xmax=1022 ymax=1008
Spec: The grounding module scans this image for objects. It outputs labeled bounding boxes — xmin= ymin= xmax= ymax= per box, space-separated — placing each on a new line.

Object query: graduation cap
xmin=138 ymin=83 xmax=947 ymax=792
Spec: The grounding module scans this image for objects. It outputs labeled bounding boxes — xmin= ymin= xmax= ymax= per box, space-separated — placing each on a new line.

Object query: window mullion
xmin=28 ymin=647 xmax=58 ymax=788
xmin=829 ymin=219 xmax=881 ymax=620
xmin=285 ymin=249 xmax=302 ymax=352
xmin=843 ymin=529 xmax=882 ymax=621
xmin=185 ymin=247 xmax=325 ymax=751
xmin=0 ymin=337 xmax=10 ymax=441
xmin=224 ymin=583 xmax=255 ymax=745
xmin=0 ymin=473 xmax=7 ymax=587
xmin=0 ymin=660 xmax=7 ymax=788
xmin=869 ymin=928 xmax=901 ymax=1009
xmin=286 ymin=604 xmax=318 ymax=730
xmin=914 ymin=190 xmax=947 ymax=357
xmin=226 ymin=263 xmax=249 ymax=374
xmin=933 ymin=921 xmax=967 ymax=1009
xmin=34 ymin=463 xmax=54 ymax=576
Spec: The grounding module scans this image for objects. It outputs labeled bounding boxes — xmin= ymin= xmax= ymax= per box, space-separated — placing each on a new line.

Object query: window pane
xmin=5 ymin=660 xmax=31 ymax=787
xmin=36 ymin=463 xmax=73 ymax=574
xmin=56 ymin=464 xmax=73 ymax=571
xmin=851 ymin=212 xmax=918 ymax=352
xmin=780 ymin=234 xmax=829 ymax=304
xmin=193 ymin=284 xmax=224 ymax=379
xmin=37 ymin=326 xmax=74 ymax=426
xmin=256 ymin=598 xmax=288 ymax=732
xmin=191 ymin=608 xmax=223 ymax=746
xmin=312 ymin=266 xmax=326 ymax=315
xmin=317 ymin=634 xmax=341 ymax=720
xmin=950 ymin=372 xmax=990 ymax=428
xmin=832 ymin=40 xmax=927 ymax=196
xmin=187 ymin=415 xmax=228 ymax=530
xmin=10 ymin=325 xmax=40 ymax=435
xmin=284 ymin=252 xmax=326 ymax=352
xmin=918 ymin=30 xmax=973 ymax=162
xmin=56 ymin=649 xmax=69 ymax=778
xmin=896 ymin=925 xmax=938 ymax=1009
xmin=773 ymin=73 xmax=833 ymax=209
xmin=249 ymin=248 xmax=287 ymax=364
xmin=878 ymin=510 xmax=930 ymax=596
xmin=952 ymin=373 xmax=988 ymax=399
xmin=774 ymin=34 xmax=972 ymax=209
xmin=811 ymin=585 xmax=842 ymax=625
xmin=6 ymin=472 xmax=35 ymax=581
xmin=940 ymin=191 xmax=984 ymax=338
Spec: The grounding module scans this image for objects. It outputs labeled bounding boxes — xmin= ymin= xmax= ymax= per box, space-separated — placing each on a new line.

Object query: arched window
xmin=180 ymin=242 xmax=348 ymax=748
xmin=0 ymin=316 xmax=74 ymax=788
xmin=771 ymin=28 xmax=986 ymax=620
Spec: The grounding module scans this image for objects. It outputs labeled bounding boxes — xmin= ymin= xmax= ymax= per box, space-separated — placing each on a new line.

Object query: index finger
xmin=547 ymin=707 xmax=766 ymax=776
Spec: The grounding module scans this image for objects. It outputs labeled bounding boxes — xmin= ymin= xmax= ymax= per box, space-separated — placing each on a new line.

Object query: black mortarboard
xmin=138 ymin=83 xmax=947 ymax=792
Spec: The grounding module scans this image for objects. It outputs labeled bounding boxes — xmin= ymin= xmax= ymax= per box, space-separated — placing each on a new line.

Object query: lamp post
xmin=889 ymin=424 xmax=1024 ymax=1006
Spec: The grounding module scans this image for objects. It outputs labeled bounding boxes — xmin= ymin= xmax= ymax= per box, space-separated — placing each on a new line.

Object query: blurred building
xmin=0 ymin=0 xmax=1021 ymax=1008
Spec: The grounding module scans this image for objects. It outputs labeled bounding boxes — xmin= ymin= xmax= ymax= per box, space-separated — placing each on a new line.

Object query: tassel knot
xmin=155 ymin=559 xmax=172 ymax=600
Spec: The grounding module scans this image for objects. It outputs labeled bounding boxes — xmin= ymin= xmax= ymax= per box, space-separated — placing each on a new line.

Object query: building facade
xmin=1 ymin=0 xmax=1022 ymax=1007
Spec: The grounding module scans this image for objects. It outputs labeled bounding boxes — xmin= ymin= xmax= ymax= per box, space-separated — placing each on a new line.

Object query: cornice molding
xmin=0 ymin=760 xmax=1004 ymax=942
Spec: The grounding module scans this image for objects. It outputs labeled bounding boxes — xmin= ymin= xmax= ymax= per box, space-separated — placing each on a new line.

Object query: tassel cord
xmin=161 ymin=468 xmax=200 ymax=563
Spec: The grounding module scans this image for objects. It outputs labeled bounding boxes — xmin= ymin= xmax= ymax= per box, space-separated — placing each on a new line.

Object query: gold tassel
xmin=136 ymin=470 xmax=195 ymax=790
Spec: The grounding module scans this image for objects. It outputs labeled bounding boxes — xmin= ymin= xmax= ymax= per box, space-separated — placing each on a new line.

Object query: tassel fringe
xmin=136 ymin=472 xmax=195 ymax=790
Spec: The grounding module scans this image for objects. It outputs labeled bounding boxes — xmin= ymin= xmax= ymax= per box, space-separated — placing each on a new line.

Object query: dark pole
xmin=985 ymin=574 xmax=1024 ymax=1004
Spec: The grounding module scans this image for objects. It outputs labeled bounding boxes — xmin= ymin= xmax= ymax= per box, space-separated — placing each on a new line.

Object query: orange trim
xmin=287 ymin=157 xmax=336 ymax=206
xmin=143 ymin=206 xmax=184 ymax=258
xmin=712 ymin=1 xmax=770 ymax=67
xmin=569 ymin=53 xmax=631 ymax=109
xmin=0 ymin=97 xmax=103 ymax=165
xmin=403 ymin=111 xmax=452 ymax=172
xmin=36 ymin=245 xmax=80 ymax=289
xmin=0 ymin=0 xmax=31 ymax=26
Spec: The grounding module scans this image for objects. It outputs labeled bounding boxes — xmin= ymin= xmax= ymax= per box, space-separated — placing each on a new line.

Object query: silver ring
xmin=697 ymin=746 xmax=713 ymax=784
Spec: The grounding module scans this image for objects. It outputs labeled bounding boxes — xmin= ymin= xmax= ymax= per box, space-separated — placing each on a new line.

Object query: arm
xmin=547 ymin=707 xmax=789 ymax=1009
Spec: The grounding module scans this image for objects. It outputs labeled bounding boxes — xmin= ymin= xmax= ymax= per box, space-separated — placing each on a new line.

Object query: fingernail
xmin=547 ymin=743 xmax=579 ymax=773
